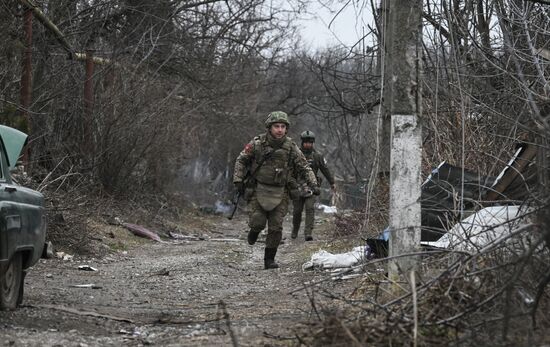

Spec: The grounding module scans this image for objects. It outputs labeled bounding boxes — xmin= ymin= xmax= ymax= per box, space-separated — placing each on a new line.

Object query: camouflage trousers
xmin=248 ymin=195 xmax=289 ymax=249
xmin=292 ymin=196 xmax=315 ymax=237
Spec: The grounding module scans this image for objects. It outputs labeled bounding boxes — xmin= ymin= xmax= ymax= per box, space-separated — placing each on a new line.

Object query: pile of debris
xmin=368 ymin=142 xmax=538 ymax=256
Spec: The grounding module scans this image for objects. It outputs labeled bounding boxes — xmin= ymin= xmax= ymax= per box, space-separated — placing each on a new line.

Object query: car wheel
xmin=0 ymin=252 xmax=23 ymax=310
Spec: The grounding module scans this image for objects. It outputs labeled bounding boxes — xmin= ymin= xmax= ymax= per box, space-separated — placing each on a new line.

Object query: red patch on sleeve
xmin=244 ymin=143 xmax=253 ymax=154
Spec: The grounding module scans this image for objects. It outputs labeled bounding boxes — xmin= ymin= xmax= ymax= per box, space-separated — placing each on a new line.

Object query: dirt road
xmin=0 ymin=212 xmax=353 ymax=346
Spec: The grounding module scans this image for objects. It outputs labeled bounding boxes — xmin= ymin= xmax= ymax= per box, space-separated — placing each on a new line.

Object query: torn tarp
xmin=302 ymin=246 xmax=367 ymax=271
xmin=421 ymin=205 xmax=532 ymax=252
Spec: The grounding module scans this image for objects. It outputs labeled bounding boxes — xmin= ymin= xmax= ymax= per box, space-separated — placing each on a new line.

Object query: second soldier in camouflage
xmin=292 ymin=130 xmax=335 ymax=241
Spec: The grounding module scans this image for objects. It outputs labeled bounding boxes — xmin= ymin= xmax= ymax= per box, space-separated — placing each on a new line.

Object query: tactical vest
xmin=252 ymin=134 xmax=292 ymax=187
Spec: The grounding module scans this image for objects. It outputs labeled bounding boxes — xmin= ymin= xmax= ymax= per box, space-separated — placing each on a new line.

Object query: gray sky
xmin=297 ymin=1 xmax=376 ymax=50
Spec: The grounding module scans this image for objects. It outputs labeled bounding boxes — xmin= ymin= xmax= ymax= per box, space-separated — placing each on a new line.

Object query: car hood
xmin=0 ymin=125 xmax=28 ymax=170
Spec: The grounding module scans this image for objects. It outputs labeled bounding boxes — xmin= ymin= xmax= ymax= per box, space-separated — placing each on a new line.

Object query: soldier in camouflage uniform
xmin=233 ymin=111 xmax=318 ymax=269
xmin=292 ymin=130 xmax=335 ymax=241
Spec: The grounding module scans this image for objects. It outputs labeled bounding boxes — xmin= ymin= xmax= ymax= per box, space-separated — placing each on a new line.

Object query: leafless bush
xmin=1 ymin=0 xmax=311 ymax=200
xmin=45 ymin=188 xmax=107 ymax=256
xmin=297 ymin=204 xmax=550 ymax=346
xmin=333 ymin=211 xmax=365 ymax=238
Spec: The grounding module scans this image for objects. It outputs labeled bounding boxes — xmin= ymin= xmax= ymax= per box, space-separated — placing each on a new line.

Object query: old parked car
xmin=0 ymin=125 xmax=46 ymax=310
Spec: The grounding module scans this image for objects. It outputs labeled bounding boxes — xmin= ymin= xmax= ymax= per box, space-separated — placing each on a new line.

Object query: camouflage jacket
xmin=233 ymin=133 xmax=317 ymax=190
xmin=299 ymin=148 xmax=335 ymax=186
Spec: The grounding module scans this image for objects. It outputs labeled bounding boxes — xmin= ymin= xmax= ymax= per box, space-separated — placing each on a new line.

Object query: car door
xmin=0 ymin=140 xmax=22 ymax=267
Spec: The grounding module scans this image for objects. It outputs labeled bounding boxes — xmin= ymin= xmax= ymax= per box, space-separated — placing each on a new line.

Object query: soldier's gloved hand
xmin=234 ymin=182 xmax=244 ymax=194
xmin=312 ymin=186 xmax=321 ymax=196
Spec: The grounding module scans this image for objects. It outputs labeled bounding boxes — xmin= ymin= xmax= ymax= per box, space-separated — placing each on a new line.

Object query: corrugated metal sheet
xmin=421 ymin=162 xmax=495 ymax=241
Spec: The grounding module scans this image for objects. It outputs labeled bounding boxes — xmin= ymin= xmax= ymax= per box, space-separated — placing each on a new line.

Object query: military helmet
xmin=265 ymin=111 xmax=290 ymax=128
xmin=300 ymin=130 xmax=315 ymax=142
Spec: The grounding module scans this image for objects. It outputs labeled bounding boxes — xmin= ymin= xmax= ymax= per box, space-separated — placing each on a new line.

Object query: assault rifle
xmin=227 ymin=190 xmax=241 ymax=220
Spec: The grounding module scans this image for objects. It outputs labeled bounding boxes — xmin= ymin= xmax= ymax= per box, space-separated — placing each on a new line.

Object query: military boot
xmin=247 ymin=230 xmax=260 ymax=245
xmin=305 ymin=228 xmax=313 ymax=241
xmin=264 ymin=248 xmax=279 ymax=269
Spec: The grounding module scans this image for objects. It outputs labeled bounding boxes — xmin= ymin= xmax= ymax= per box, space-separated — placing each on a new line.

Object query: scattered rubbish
xmin=167 ymin=231 xmax=238 ymax=243
xmin=71 ymin=284 xmax=102 ymax=289
xmin=122 ymin=222 xmax=162 ymax=242
xmin=56 ymin=252 xmax=74 ymax=261
xmin=330 ymin=267 xmax=364 ymax=281
xmin=302 ymin=246 xmax=367 ymax=271
xmin=150 ymin=267 xmax=170 ymax=276
xmin=421 ymin=205 xmax=530 ymax=252
xmin=168 ymin=231 xmax=236 ymax=242
xmin=366 ymin=227 xmax=390 ymax=259
xmin=364 ymin=244 xmax=375 ymax=260
xmin=46 ymin=273 xmax=53 ymax=278
xmin=168 ymin=231 xmax=203 ymax=241
xmin=317 ymin=204 xmax=337 ymax=214
xmin=78 ymin=265 xmax=98 ymax=272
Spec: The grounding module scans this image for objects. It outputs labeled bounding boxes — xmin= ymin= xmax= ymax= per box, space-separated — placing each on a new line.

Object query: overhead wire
xmin=362 ymin=0 xmax=388 ymax=235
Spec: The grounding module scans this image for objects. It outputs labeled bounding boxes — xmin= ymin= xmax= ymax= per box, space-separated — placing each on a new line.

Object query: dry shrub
xmin=45 ymin=191 xmax=107 ymax=257
xmin=333 ymin=175 xmax=390 ymax=240
xmin=333 ymin=211 xmax=365 ymax=238
xmin=297 ymin=212 xmax=550 ymax=346
xmin=41 ymin=177 xmax=197 ymax=257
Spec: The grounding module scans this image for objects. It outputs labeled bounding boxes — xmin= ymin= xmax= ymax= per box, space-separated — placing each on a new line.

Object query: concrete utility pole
xmin=386 ymin=0 xmax=423 ymax=281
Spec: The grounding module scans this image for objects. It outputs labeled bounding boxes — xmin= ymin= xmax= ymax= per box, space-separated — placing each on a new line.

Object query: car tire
xmin=0 ymin=252 xmax=23 ymax=310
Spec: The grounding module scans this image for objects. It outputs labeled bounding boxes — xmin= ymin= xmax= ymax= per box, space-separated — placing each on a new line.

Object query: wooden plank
xmin=485 ymin=143 xmax=538 ymax=202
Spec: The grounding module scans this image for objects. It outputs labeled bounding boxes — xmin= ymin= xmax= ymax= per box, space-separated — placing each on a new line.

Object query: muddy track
xmin=0 ymin=213 xmax=351 ymax=346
